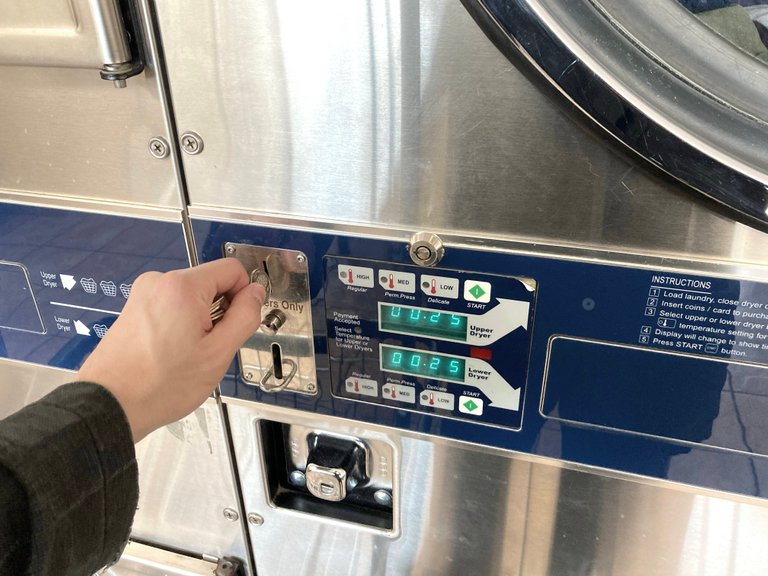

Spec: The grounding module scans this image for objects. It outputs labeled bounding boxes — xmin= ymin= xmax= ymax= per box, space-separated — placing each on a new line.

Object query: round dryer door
xmin=463 ymin=0 xmax=768 ymax=228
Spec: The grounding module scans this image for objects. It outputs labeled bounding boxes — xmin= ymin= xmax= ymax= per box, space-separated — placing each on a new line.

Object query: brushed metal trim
xmin=108 ymin=541 xmax=218 ymax=575
xmin=188 ymin=208 xmax=768 ymax=281
xmin=0 ymin=190 xmax=184 ymax=222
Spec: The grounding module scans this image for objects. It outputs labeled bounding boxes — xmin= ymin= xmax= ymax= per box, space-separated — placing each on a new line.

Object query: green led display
xmin=379 ymin=304 xmax=468 ymax=341
xmin=380 ymin=345 xmax=465 ymax=383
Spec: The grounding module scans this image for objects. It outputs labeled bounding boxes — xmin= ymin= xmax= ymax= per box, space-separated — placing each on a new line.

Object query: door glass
xmin=677 ymin=1 xmax=768 ymax=64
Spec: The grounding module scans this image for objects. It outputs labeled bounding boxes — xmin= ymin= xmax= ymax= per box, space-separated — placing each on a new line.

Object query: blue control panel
xmin=325 ymin=257 xmax=535 ymax=429
xmin=195 ymin=219 xmax=768 ymax=499
xmin=0 ymin=203 xmax=189 ymax=370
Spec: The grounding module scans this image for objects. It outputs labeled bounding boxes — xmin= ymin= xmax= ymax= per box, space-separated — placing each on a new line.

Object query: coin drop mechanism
xmin=222 ymin=243 xmax=317 ymax=394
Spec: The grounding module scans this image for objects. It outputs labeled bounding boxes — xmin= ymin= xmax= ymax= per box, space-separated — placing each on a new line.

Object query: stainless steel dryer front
xmin=150 ymin=1 xmax=768 ymax=575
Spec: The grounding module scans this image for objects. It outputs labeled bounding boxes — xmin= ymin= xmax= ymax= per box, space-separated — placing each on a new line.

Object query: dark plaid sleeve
xmin=0 ymin=382 xmax=138 ymax=576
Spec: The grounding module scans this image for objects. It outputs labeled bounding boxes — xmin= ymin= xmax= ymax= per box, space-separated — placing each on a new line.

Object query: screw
xmin=225 ymin=245 xmax=236 ymax=255
xmin=289 ymin=470 xmax=306 ymax=487
xmin=307 ymin=383 xmax=316 ymax=392
xmin=374 ymin=490 xmax=393 ymax=507
xmin=245 ymin=371 xmax=254 ymax=381
xmin=247 ymin=513 xmax=264 ymax=526
xmin=148 ymin=137 xmax=169 ymax=159
xmin=180 ymin=131 xmax=204 ymax=155
xmin=223 ymin=508 xmax=239 ymax=522
xmin=296 ymin=254 xmax=306 ymax=263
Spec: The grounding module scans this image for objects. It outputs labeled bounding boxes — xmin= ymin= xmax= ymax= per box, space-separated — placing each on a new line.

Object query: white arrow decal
xmin=74 ymin=320 xmax=91 ymax=336
xmin=464 ymin=358 xmax=521 ymax=410
xmin=60 ymin=275 xmax=76 ymax=291
xmin=466 ymin=298 xmax=530 ymax=346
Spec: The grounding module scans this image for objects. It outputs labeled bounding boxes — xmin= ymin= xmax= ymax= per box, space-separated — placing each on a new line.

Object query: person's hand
xmin=77 ymin=259 xmax=266 ymax=442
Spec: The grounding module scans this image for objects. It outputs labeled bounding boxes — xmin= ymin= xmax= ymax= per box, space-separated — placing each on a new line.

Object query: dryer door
xmin=465 ymin=0 xmax=768 ymax=227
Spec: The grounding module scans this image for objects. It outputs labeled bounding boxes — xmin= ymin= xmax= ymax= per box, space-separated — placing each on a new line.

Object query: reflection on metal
xmin=228 ymin=401 xmax=768 ymax=575
xmin=132 ymin=399 xmax=249 ymax=563
xmin=224 ymin=243 xmax=316 ymax=395
xmin=0 ymin=0 xmax=181 ymax=211
xmin=0 ymin=0 xmax=143 ymax=86
xmin=467 ymin=0 xmax=768 ymax=226
xmin=157 ymin=0 xmax=768 ymax=261
xmin=100 ymin=542 xmax=222 ymax=576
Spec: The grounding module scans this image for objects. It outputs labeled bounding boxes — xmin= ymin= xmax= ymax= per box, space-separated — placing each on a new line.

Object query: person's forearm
xmin=0 ymin=382 xmax=137 ymax=576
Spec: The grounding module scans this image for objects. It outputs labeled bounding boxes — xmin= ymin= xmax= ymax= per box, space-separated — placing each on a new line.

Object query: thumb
xmin=212 ymin=283 xmax=266 ymax=353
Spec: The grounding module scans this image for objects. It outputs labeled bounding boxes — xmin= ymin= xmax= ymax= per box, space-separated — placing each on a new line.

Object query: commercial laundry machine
xmin=2 ymin=1 xmax=768 ymax=574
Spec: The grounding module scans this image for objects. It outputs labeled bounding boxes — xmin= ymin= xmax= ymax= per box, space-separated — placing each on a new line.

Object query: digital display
xmin=380 ymin=345 xmax=465 ymax=383
xmin=379 ymin=304 xmax=468 ymax=341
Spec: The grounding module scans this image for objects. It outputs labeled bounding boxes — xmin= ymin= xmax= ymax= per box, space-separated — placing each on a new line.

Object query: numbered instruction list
xmin=639 ymin=274 xmax=768 ymax=363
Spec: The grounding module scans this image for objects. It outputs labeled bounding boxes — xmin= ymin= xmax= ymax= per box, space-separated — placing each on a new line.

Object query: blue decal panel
xmin=325 ymin=257 xmax=535 ymax=429
xmin=0 ymin=203 xmax=189 ymax=370
xmin=193 ymin=219 xmax=768 ymax=499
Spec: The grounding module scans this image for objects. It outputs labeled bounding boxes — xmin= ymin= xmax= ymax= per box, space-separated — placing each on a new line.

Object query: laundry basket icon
xmin=100 ymin=281 xmax=117 ymax=297
xmin=80 ymin=278 xmax=97 ymax=294
xmin=120 ymin=283 xmax=132 ymax=299
xmin=93 ymin=324 xmax=109 ymax=339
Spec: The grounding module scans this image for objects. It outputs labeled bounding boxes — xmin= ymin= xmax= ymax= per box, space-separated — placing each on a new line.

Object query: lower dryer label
xmin=324 ymin=257 xmax=536 ymax=430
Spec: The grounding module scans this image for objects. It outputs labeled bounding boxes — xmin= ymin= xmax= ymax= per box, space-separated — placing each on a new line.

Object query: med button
xmin=379 ymin=269 xmax=416 ymax=293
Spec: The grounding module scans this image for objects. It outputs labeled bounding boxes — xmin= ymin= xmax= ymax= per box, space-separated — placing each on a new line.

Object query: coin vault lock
xmin=305 ymin=433 xmax=368 ymax=502
xmin=224 ymin=243 xmax=317 ymax=394
xmin=258 ymin=421 xmax=395 ymax=530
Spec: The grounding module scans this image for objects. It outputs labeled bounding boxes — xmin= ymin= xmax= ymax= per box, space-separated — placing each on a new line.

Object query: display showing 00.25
xmin=379 ymin=303 xmax=468 ymax=341
xmin=380 ymin=345 xmax=466 ymax=383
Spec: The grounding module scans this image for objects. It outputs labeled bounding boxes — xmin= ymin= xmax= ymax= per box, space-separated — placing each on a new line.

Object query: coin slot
xmin=271 ymin=343 xmax=284 ymax=380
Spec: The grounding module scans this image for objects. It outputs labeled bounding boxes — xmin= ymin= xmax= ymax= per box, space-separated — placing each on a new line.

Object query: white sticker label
xmin=338 ymin=265 xmax=375 ymax=288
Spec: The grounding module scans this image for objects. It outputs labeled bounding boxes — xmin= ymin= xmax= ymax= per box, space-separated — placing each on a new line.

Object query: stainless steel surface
xmin=225 ymin=243 xmax=317 ymax=395
xmin=101 ymin=542 xmax=219 ymax=576
xmin=0 ymin=358 xmax=74 ymax=417
xmin=131 ymin=398 xmax=249 ymax=564
xmin=229 ymin=401 xmax=768 ymax=575
xmin=408 ymin=232 xmax=445 ymax=267
xmin=0 ymin=0 xmax=183 ymax=211
xmin=0 ymin=0 xmax=105 ymax=68
xmin=157 ymin=0 xmax=768 ymax=264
